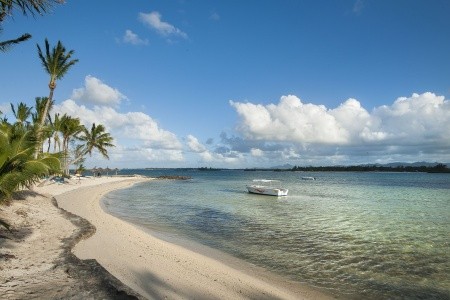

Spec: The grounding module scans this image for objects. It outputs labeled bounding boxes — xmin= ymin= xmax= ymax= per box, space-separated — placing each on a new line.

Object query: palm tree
xmin=31 ymin=97 xmax=52 ymax=125
xmin=48 ymin=112 xmax=62 ymax=153
xmin=35 ymin=38 xmax=78 ymax=155
xmin=1 ymin=0 xmax=62 ymax=19
xmin=31 ymin=97 xmax=53 ymax=156
xmin=71 ymin=123 xmax=115 ymax=167
xmin=80 ymin=123 xmax=115 ymax=158
xmin=10 ymin=102 xmax=32 ymax=127
xmin=1 ymin=1 xmax=63 ymax=52
xmin=59 ymin=114 xmax=83 ymax=175
xmin=0 ymin=33 xmax=31 ymax=52
xmin=0 ymin=122 xmax=60 ymax=202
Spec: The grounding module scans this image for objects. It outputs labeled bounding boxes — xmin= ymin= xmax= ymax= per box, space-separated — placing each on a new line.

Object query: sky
xmin=1 ymin=0 xmax=449 ymax=168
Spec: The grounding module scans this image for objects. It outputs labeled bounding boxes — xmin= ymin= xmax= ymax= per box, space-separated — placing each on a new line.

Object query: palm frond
xmin=0 ymin=33 xmax=31 ymax=52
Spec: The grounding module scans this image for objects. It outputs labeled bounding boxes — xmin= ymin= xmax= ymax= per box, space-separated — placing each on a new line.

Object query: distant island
xmin=135 ymin=163 xmax=450 ymax=173
xmin=245 ymin=163 xmax=450 ymax=173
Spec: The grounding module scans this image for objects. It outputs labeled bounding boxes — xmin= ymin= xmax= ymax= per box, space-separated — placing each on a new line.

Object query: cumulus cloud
xmin=71 ymin=76 xmax=127 ymax=107
xmin=229 ymin=92 xmax=450 ymax=165
xmin=53 ymin=99 xmax=182 ymax=151
xmin=370 ymin=92 xmax=450 ymax=145
xmin=139 ymin=11 xmax=188 ymax=39
xmin=250 ymin=148 xmax=263 ymax=157
xmin=51 ymin=94 xmax=184 ymax=167
xmin=230 ymin=95 xmax=349 ymax=144
xmin=186 ymin=135 xmax=207 ymax=153
xmin=123 ymin=29 xmax=149 ymax=45
xmin=230 ymin=93 xmax=450 ymax=147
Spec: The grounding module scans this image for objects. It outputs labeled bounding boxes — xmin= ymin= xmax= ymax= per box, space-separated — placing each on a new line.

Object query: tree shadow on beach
xmin=134 ymin=269 xmax=285 ymax=300
xmin=0 ymin=216 xmax=34 ymax=257
xmin=11 ymin=189 xmax=46 ymax=200
xmin=0 ymin=190 xmax=50 ymax=247
xmin=0 ymin=191 xmax=44 ymax=249
xmin=135 ymin=269 xmax=223 ymax=300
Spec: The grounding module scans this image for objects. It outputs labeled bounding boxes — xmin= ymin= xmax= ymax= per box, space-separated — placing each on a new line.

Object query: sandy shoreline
xmin=1 ymin=176 xmax=333 ymax=299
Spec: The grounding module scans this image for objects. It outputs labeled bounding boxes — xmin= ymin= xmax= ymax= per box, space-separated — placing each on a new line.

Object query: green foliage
xmin=0 ymin=0 xmax=63 ymax=20
xmin=35 ymin=39 xmax=78 ymax=151
xmin=0 ymin=124 xmax=60 ymax=203
xmin=36 ymin=38 xmax=79 ymax=90
xmin=1 ymin=1 xmax=64 ymax=52
xmin=79 ymin=123 xmax=115 ymax=159
xmin=0 ymin=33 xmax=31 ymax=52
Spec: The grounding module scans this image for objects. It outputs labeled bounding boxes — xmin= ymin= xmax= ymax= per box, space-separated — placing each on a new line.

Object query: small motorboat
xmin=301 ymin=176 xmax=316 ymax=180
xmin=246 ymin=179 xmax=288 ymax=196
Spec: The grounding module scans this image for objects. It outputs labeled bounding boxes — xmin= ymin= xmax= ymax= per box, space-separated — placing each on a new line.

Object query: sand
xmin=0 ymin=176 xmax=333 ymax=299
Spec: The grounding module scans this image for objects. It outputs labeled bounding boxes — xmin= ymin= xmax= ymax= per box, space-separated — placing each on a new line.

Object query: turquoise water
xmin=103 ymin=170 xmax=450 ymax=299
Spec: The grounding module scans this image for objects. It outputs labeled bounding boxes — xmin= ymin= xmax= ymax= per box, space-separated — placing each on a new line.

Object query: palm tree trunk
xmin=39 ymin=86 xmax=54 ymax=128
xmin=34 ymin=86 xmax=54 ymax=158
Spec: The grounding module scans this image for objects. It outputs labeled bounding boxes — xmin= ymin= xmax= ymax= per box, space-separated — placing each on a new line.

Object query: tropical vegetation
xmin=0 ymin=111 xmax=61 ymax=201
xmin=0 ymin=0 xmax=62 ymax=52
xmin=1 ymin=1 xmax=114 ymax=230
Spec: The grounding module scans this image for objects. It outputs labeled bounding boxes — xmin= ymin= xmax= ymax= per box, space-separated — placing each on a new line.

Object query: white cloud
xmin=46 ymin=89 xmax=450 ymax=168
xmin=230 ymin=95 xmax=349 ymax=144
xmin=71 ymin=76 xmax=127 ymax=107
xmin=186 ymin=135 xmax=207 ymax=153
xmin=54 ymin=99 xmax=182 ymax=150
xmin=139 ymin=11 xmax=188 ymax=39
xmin=229 ymin=92 xmax=450 ymax=166
xmin=370 ymin=92 xmax=450 ymax=144
xmin=123 ymin=29 xmax=149 ymax=45
xmin=250 ymin=148 xmax=263 ymax=157
xmin=52 ymin=97 xmax=184 ymax=166
xmin=230 ymin=93 xmax=450 ymax=148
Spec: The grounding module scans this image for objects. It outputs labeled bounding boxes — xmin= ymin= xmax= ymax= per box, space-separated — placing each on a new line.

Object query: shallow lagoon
xmin=104 ymin=170 xmax=450 ymax=299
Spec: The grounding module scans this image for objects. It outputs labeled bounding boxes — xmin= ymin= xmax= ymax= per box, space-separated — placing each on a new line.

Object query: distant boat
xmin=246 ymin=179 xmax=289 ymax=196
xmin=301 ymin=176 xmax=316 ymax=180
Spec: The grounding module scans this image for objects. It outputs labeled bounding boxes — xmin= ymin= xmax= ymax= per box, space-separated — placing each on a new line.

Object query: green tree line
xmin=289 ymin=164 xmax=450 ymax=173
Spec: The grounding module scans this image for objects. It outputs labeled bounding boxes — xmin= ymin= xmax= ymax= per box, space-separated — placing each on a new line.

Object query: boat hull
xmin=246 ymin=185 xmax=288 ymax=196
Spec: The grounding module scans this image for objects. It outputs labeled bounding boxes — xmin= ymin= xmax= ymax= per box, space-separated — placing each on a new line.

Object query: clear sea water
xmin=102 ymin=169 xmax=450 ymax=299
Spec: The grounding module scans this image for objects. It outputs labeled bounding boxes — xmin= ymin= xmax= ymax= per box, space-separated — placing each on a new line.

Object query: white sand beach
xmin=1 ymin=176 xmax=333 ymax=299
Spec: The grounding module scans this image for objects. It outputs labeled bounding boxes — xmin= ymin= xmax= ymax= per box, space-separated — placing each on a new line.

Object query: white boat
xmin=246 ymin=179 xmax=289 ymax=196
xmin=301 ymin=176 xmax=316 ymax=180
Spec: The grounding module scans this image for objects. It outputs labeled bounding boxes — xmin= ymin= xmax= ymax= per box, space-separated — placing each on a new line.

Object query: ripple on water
xmin=104 ymin=171 xmax=450 ymax=299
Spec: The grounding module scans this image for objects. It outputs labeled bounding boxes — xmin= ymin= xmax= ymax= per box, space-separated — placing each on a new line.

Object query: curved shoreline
xmin=0 ymin=176 xmax=333 ymax=299
xmin=0 ymin=177 xmax=144 ymax=299
xmin=55 ymin=177 xmax=333 ymax=300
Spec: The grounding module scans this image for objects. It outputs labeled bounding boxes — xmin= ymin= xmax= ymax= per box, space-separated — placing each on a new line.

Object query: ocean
xmin=102 ymin=169 xmax=450 ymax=299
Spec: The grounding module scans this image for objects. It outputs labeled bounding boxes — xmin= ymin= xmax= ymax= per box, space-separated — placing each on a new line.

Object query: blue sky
xmin=1 ymin=0 xmax=449 ymax=168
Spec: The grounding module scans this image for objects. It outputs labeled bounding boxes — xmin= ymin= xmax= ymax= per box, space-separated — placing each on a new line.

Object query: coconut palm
xmin=59 ymin=114 xmax=83 ymax=175
xmin=71 ymin=123 xmax=115 ymax=167
xmin=10 ymin=102 xmax=32 ymax=127
xmin=1 ymin=1 xmax=63 ymax=52
xmin=0 ymin=33 xmax=31 ymax=52
xmin=0 ymin=0 xmax=62 ymax=20
xmin=0 ymin=122 xmax=60 ymax=202
xmin=48 ymin=112 xmax=62 ymax=153
xmin=31 ymin=97 xmax=52 ymax=125
xmin=31 ymin=97 xmax=53 ymax=155
xmin=81 ymin=123 xmax=114 ymax=158
xmin=35 ymin=38 xmax=78 ymax=155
